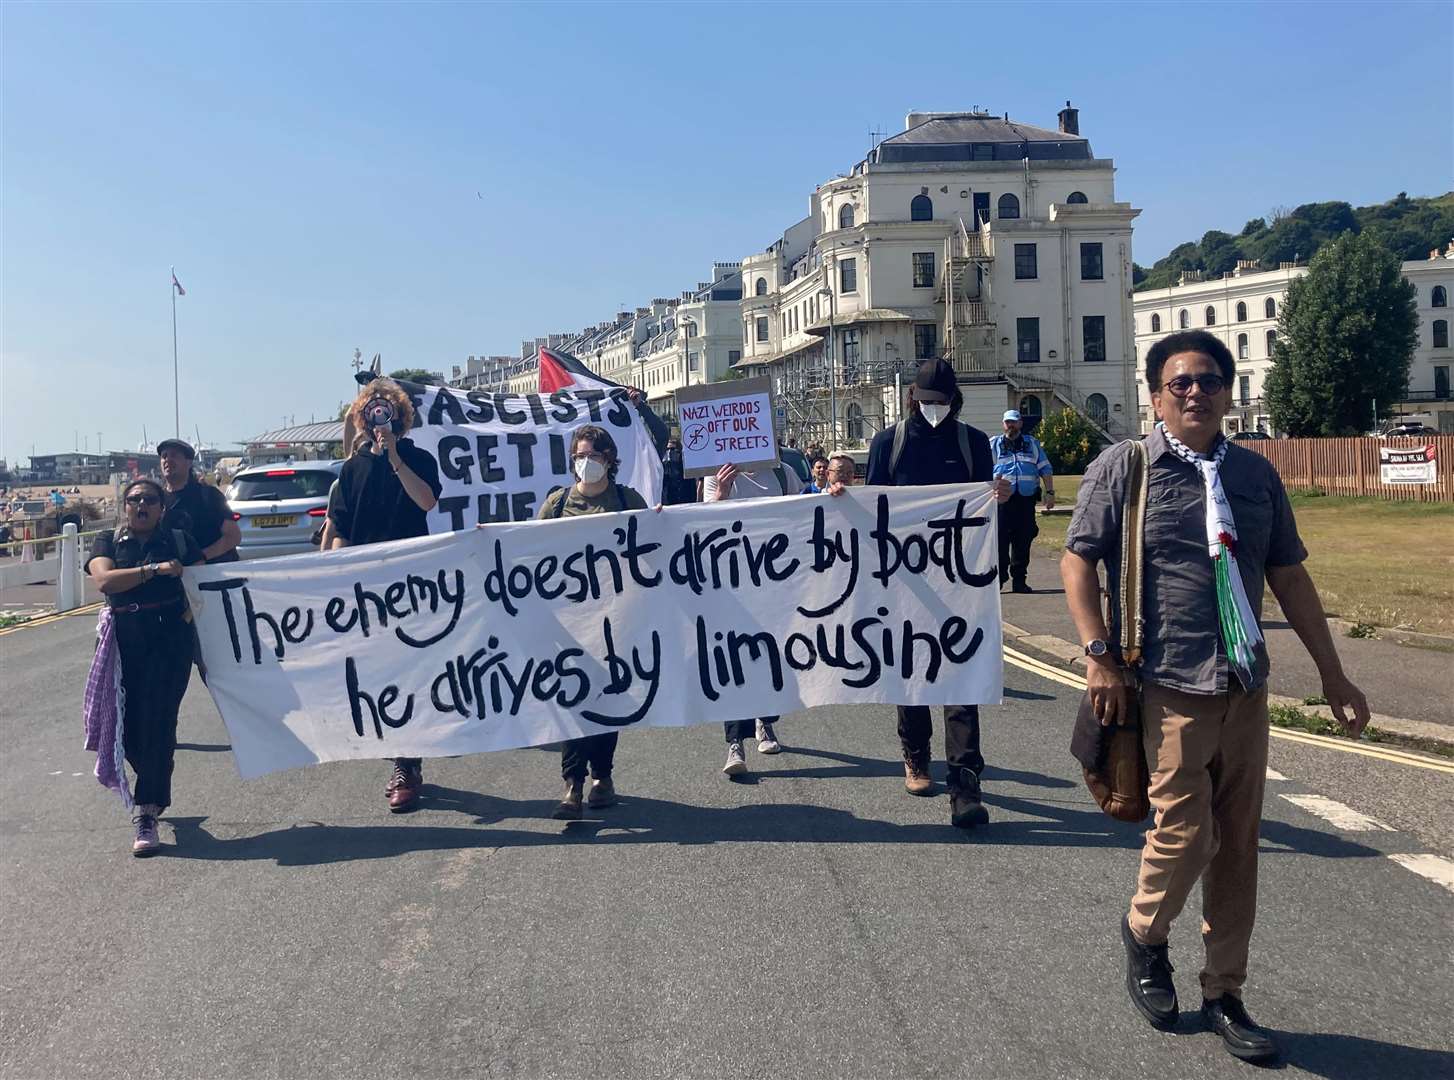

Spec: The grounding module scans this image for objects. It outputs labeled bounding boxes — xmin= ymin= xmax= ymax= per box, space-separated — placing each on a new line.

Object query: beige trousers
xmin=1127 ymin=680 xmax=1269 ymax=1000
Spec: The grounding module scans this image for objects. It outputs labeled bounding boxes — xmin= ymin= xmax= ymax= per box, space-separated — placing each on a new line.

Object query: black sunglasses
xmin=125 ymin=494 xmax=160 ymax=506
xmin=1160 ymin=374 xmax=1227 ymax=397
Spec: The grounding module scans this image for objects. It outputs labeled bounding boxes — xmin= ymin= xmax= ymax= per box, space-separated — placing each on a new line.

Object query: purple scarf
xmin=82 ymin=607 xmax=132 ymax=809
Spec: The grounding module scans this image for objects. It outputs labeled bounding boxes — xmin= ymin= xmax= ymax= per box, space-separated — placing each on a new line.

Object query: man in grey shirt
xmin=1061 ymin=330 xmax=1369 ymax=1063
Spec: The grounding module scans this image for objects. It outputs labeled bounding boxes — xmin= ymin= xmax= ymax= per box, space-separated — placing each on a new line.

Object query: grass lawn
xmin=1033 ymin=478 xmax=1454 ymax=637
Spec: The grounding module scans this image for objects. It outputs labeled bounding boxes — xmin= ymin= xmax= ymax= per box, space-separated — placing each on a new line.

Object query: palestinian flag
xmin=538 ymin=346 xmax=619 ymax=393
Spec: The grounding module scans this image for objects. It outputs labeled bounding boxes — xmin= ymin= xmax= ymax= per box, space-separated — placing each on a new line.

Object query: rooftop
xmin=872 ymin=111 xmax=1091 ymax=165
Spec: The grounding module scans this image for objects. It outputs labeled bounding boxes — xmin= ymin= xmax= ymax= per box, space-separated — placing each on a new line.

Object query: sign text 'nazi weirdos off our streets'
xmin=674 ymin=375 xmax=778 ymax=478
xmin=184 ymin=484 xmax=1004 ymax=780
xmin=392 ymin=378 xmax=663 ymax=531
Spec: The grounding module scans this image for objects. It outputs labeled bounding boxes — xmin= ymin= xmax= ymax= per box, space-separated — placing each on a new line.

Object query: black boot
xmin=1121 ymin=915 xmax=1178 ymax=1028
xmin=1202 ymin=995 xmax=1278 ymax=1061
xmin=948 ymin=768 xmax=989 ymax=828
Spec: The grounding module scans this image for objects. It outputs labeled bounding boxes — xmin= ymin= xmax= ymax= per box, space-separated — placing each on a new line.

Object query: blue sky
xmin=3 ymin=1 xmax=1451 ymax=462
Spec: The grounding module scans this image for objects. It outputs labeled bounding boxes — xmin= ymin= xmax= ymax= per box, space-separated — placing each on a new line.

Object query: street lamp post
xmin=818 ymin=285 xmax=838 ymax=450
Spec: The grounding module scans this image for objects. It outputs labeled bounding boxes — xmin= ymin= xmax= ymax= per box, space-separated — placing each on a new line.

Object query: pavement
xmin=2 ymin=610 xmax=1452 ymax=1079
xmin=1003 ymin=550 xmax=1454 ymax=745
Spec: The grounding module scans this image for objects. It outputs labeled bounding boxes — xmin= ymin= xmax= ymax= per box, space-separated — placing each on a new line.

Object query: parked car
xmin=226 ymin=460 xmax=342 ymax=560
xmin=1376 ymin=421 xmax=1439 ymax=438
xmin=1230 ymin=431 xmax=1271 ymax=441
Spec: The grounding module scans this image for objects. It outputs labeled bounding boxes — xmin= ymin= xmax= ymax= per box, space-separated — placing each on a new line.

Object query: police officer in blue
xmin=990 ymin=409 xmax=1055 ymax=593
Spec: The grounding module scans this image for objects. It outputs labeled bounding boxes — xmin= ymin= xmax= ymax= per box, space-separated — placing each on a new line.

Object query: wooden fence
xmin=1242 ymin=435 xmax=1454 ymax=503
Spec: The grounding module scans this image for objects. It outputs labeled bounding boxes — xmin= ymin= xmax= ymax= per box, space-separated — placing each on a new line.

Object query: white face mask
xmin=574 ymin=457 xmax=607 ymax=485
xmin=919 ymin=402 xmax=950 ymax=428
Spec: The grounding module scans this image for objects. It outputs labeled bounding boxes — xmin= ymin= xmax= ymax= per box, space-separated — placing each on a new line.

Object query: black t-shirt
xmin=329 ymin=438 xmax=443 ymax=546
xmin=163 ymin=477 xmax=238 ymax=563
xmin=86 ymin=527 xmax=205 ymax=609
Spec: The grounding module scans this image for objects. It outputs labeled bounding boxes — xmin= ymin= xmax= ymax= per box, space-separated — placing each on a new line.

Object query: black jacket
xmin=865 ymin=412 xmax=993 ymax=487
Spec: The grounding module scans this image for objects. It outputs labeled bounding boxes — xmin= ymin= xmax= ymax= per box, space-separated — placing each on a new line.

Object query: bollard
xmin=56 ymin=523 xmax=81 ymax=612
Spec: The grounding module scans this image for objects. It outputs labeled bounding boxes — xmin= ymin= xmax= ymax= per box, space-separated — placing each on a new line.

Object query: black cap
xmin=156 ymin=438 xmax=195 ymax=459
xmin=912 ymin=358 xmax=957 ymax=398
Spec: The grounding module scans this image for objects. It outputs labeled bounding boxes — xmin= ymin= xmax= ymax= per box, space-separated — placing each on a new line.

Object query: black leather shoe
xmin=949 ymin=769 xmax=990 ymax=828
xmin=1121 ymin=916 xmax=1178 ymax=1028
xmin=1011 ymin=580 xmax=1033 ymax=594
xmin=1202 ymin=994 xmax=1278 ymax=1062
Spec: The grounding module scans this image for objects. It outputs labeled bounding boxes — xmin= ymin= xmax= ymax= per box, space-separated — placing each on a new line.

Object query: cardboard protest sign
xmin=674 ymin=376 xmax=779 ymax=478
xmin=184 ymin=484 xmax=1004 ymax=779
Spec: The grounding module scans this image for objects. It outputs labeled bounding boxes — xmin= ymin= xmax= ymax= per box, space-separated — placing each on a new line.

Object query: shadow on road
xmin=1272 ymin=1030 xmax=1454 ymax=1079
xmin=175 ymin=742 xmax=231 ymax=753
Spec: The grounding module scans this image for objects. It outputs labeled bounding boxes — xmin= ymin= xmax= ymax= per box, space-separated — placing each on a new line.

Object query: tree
xmin=1037 ymin=407 xmax=1102 ymax=474
xmin=1263 ymin=232 xmax=1418 ymax=436
xmin=387 ymin=368 xmax=441 ymax=385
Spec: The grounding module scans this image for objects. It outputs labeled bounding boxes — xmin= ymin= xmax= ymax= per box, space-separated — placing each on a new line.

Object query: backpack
xmin=888 ymin=419 xmax=975 ymax=477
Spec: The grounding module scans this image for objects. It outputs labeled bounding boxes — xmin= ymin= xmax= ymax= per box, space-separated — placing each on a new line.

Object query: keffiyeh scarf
xmin=82 ymin=606 xmax=133 ymax=809
xmin=1157 ymin=422 xmax=1267 ymax=689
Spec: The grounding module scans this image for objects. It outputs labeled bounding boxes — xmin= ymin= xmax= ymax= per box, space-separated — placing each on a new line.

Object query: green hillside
xmin=1132 ymin=191 xmax=1454 ymax=292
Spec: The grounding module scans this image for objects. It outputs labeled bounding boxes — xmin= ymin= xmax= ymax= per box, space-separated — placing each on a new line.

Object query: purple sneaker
xmin=132 ymin=812 xmax=161 ymax=857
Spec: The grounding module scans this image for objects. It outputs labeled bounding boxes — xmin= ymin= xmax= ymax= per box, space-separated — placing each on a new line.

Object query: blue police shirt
xmin=989 ymin=433 xmax=1052 ymax=497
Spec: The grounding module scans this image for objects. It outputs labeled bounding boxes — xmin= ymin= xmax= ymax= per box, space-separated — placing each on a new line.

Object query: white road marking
xmin=1264 ymin=767 xmax=1289 ymax=781
xmin=49 ymin=770 xmax=62 ymax=776
xmin=1387 ymin=854 xmax=1454 ymax=895
xmin=1279 ymin=794 xmax=1395 ymax=832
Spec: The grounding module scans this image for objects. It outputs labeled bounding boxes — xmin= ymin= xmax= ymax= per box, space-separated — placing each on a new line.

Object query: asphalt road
xmin=2 ymin=614 xmax=1451 ymax=1080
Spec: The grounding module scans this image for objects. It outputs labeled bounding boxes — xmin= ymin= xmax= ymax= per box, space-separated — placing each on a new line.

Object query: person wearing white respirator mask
xmin=537 ymin=424 xmax=650 ymax=819
xmin=865 ymin=358 xmax=1011 ymax=828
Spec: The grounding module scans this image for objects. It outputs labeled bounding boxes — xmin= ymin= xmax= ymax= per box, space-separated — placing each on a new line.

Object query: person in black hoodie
xmin=866 ymin=358 xmax=1010 ymax=828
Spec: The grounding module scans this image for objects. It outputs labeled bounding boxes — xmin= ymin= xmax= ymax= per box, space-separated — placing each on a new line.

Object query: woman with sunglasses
xmin=84 ymin=478 xmax=205 ymax=856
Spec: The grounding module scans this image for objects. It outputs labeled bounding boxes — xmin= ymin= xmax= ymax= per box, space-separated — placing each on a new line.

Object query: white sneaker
xmin=723 ymin=740 xmax=748 ymax=775
xmin=755 ymin=719 xmax=781 ymax=755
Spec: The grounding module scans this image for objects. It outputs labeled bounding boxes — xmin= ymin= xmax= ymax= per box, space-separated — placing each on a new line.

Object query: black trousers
xmin=115 ymin=612 xmax=194 ymax=811
xmin=896 ymin=705 xmax=984 ymax=779
xmin=561 ymin=732 xmax=618 ymax=783
xmin=724 ymin=716 xmax=779 ymax=743
xmin=997 ymin=492 xmax=1039 ymax=585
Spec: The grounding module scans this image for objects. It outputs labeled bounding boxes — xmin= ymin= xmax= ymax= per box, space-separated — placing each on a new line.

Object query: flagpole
xmin=171 ymin=268 xmax=180 ymax=437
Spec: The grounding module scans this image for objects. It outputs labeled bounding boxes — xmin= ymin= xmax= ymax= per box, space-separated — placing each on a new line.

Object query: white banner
xmin=1379 ymin=444 xmax=1437 ymax=485
xmin=184 ymin=484 xmax=1003 ymax=779
xmin=400 ymin=382 xmax=663 ymax=529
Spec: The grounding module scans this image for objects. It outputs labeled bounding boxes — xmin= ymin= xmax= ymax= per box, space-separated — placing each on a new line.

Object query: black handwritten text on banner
xmin=184 ymin=485 xmax=1003 ymax=779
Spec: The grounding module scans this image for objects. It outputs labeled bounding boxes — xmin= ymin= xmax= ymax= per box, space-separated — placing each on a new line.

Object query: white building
xmin=1132 ymin=245 xmax=1454 ymax=433
xmin=737 ymin=104 xmax=1142 ymax=446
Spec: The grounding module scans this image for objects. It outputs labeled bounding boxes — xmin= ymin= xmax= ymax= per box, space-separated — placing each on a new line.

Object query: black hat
xmin=912 ymin=358 xmax=957 ymax=398
xmin=156 ymin=438 xmax=195 ymax=459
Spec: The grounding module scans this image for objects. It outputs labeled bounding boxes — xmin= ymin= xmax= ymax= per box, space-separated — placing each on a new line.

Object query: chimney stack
xmin=1058 ymin=100 xmax=1079 ymax=136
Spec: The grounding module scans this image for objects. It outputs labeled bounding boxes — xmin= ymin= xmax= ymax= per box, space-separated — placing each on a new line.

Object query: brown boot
xmin=903 ymin=751 xmax=935 ymax=796
xmin=552 ymin=781 xmax=584 ymax=820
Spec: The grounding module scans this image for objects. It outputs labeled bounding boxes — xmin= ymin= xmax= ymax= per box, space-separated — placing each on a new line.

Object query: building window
xmin=912 ymin=252 xmax=936 ymax=288
xmin=1080 ymin=242 xmax=1103 ymax=281
xmin=997 ymin=193 xmax=1020 ymax=220
xmin=1082 ymin=315 xmax=1106 ymax=362
xmin=1237 ymin=333 xmax=1249 ymax=360
xmin=1266 ymin=329 xmax=1276 ymax=356
xmin=1086 ymin=393 xmax=1109 ymax=426
xmin=914 ymin=323 xmax=938 ymax=359
xmin=728 ymin=349 xmax=741 ymax=367
xmin=1435 ymin=285 xmax=1449 ymax=308
xmin=755 ymin=277 xmax=767 ymax=297
xmin=1238 ymin=375 xmax=1251 ymax=404
xmin=1016 ymin=317 xmax=1040 ymax=364
xmin=755 ymin=316 xmax=769 ymax=343
xmin=1151 ymin=313 xmax=1161 ymax=333
xmin=1436 ymin=365 xmax=1450 ymax=399
xmin=839 ymin=203 xmax=855 ymax=229
xmin=1435 ymin=319 xmax=1450 ymax=349
xmin=1066 ymin=191 xmax=1088 ymax=204
xmin=839 ymin=257 xmax=857 ymax=293
xmin=1019 ymin=395 xmax=1043 ymax=417
xmin=846 ymin=403 xmax=864 ymax=442
xmin=841 ymin=329 xmax=861 ymax=382
xmin=1014 ymin=243 xmax=1038 ymax=280
xmin=1265 ymin=297 xmax=1276 ymax=318
xmin=910 ymin=194 xmax=933 ymax=221
xmin=1236 ymin=301 xmax=1247 ymax=322
xmin=1205 ymin=305 xmax=1217 ymax=326
xmin=688 ymin=352 xmax=699 ymax=372
xmin=1178 ymin=309 xmax=1189 ymax=329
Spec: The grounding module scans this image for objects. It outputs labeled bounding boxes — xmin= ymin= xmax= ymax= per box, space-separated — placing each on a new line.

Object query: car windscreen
xmin=228 ymin=470 xmax=335 ymax=501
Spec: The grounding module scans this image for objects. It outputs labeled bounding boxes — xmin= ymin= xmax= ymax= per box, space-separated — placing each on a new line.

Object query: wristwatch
xmin=1084 ymin=639 xmax=1110 ymax=658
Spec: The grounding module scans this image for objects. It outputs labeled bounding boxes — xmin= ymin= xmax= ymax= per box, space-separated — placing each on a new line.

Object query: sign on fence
xmin=673 ymin=375 xmax=779 ymax=478
xmin=1379 ymin=445 xmax=1438 ymax=485
xmin=184 ymin=485 xmax=1004 ymax=780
